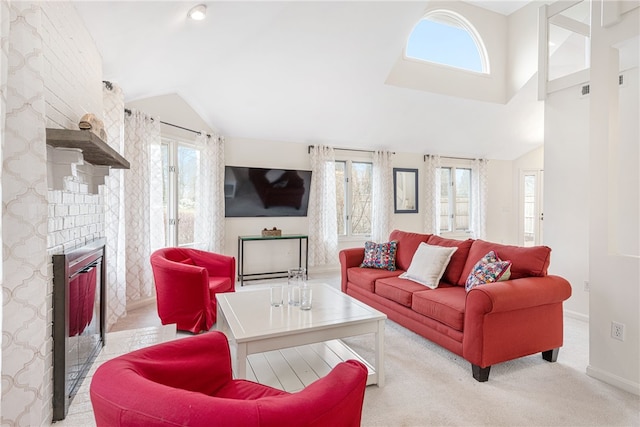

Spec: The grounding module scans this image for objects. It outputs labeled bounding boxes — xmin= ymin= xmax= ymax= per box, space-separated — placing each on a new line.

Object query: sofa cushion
xmin=461 ymin=240 xmax=551 ymax=281
xmin=427 ymin=236 xmax=473 ymax=285
xmin=347 ymin=267 xmax=402 ymax=293
xmin=399 ymin=243 xmax=457 ymax=289
xmin=411 ymin=285 xmax=466 ymax=332
xmin=465 ymin=251 xmax=512 ymax=292
xmin=360 ymin=240 xmax=398 ymax=271
xmin=389 ymin=230 xmax=432 ymax=271
xmin=374 ymin=276 xmax=428 ymax=307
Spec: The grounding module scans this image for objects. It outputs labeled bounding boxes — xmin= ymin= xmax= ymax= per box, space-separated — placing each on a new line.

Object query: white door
xmin=521 ymin=170 xmax=544 ymax=247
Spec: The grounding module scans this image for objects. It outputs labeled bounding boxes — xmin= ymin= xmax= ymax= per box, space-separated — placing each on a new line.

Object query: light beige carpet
xmin=343 ymin=317 xmax=639 ymax=427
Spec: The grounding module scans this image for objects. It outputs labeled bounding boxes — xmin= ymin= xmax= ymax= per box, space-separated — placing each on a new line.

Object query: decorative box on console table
xmin=261 ymin=227 xmax=282 ymax=237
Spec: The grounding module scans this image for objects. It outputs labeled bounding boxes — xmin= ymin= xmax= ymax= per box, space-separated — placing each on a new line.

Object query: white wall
xmin=225 ymin=139 xmax=521 ymax=277
xmin=544 ymin=1 xmax=639 ymax=395
xmin=585 ymin=1 xmax=639 ymax=395
xmin=126 ymin=93 xmax=216 ymax=141
xmin=485 ymin=159 xmax=515 ymax=244
xmin=543 ymin=83 xmax=590 ymax=319
xmin=225 ymin=137 xmax=314 ymax=276
xmin=506 ymin=1 xmax=557 ymax=100
xmin=386 ymin=0 xmax=507 ymax=104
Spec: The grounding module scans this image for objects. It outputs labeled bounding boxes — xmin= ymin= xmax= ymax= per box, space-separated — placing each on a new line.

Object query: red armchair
xmin=90 ymin=331 xmax=368 ymax=427
xmin=150 ymin=247 xmax=235 ymax=333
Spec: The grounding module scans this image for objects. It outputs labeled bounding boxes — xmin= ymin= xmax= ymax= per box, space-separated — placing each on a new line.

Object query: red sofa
xmin=340 ymin=230 xmax=572 ymax=382
xmin=150 ymin=248 xmax=235 ymax=333
xmin=90 ymin=331 xmax=368 ymax=427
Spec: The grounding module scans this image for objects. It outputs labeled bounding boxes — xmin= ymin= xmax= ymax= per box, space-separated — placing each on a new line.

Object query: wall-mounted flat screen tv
xmin=224 ymin=166 xmax=312 ymax=217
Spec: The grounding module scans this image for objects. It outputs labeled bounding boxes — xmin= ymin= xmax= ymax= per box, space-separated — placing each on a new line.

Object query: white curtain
xmin=0 ymin=0 xmax=7 ymax=291
xmin=102 ymin=82 xmax=126 ymax=328
xmin=423 ymin=154 xmax=441 ymax=234
xmin=193 ymin=132 xmax=225 ymax=253
xmin=470 ymin=158 xmax=488 ymax=239
xmin=308 ymin=145 xmax=338 ymax=266
xmin=371 ymin=150 xmax=393 ymax=242
xmin=0 ymin=0 xmax=9 ymax=388
xmin=124 ymin=110 xmax=163 ymax=302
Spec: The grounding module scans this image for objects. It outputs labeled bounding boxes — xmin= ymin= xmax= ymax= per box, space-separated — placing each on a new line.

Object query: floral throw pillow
xmin=465 ymin=251 xmax=512 ymax=292
xmin=360 ymin=240 xmax=398 ymax=271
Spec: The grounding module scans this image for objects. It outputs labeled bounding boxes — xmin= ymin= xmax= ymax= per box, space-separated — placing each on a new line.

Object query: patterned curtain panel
xmin=124 ymin=110 xmax=163 ymax=302
xmin=102 ymin=82 xmax=126 ymax=329
xmin=423 ymin=154 xmax=441 ymax=234
xmin=371 ymin=150 xmax=393 ymax=243
xmin=308 ymin=145 xmax=338 ymax=266
xmin=1 ymin=1 xmax=49 ymax=424
xmin=471 ymin=158 xmax=488 ymax=239
xmin=0 ymin=0 xmax=7 ymax=286
xmin=193 ymin=132 xmax=225 ymax=253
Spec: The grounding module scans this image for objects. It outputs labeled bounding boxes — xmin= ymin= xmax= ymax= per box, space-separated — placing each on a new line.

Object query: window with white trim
xmin=406 ymin=10 xmax=489 ymax=74
xmin=439 ymin=165 xmax=472 ymax=233
xmin=160 ymin=137 xmax=200 ymax=247
xmin=335 ymin=159 xmax=372 ymax=237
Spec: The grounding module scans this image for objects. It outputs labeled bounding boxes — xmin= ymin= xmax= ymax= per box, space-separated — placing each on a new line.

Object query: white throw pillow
xmin=399 ymin=243 xmax=458 ymax=289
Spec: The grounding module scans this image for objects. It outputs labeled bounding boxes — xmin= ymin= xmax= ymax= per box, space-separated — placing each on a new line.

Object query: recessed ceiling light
xmin=188 ymin=4 xmax=207 ymax=21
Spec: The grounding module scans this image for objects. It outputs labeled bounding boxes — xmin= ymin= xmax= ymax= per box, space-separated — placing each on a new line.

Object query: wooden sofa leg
xmin=472 ymin=364 xmax=491 ymax=382
xmin=542 ymin=348 xmax=559 ymax=362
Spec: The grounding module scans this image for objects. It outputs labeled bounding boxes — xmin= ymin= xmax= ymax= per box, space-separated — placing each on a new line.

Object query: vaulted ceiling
xmin=73 ymin=1 xmax=544 ymax=160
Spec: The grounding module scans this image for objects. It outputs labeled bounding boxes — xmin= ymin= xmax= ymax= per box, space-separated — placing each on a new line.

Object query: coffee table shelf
xmin=245 ymin=340 xmax=376 ymax=392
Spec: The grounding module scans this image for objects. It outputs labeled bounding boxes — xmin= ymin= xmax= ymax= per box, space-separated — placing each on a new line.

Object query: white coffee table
xmin=216 ymin=283 xmax=386 ymax=387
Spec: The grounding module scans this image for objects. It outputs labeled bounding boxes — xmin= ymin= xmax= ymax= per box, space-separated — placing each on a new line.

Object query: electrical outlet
xmin=583 ymin=281 xmax=590 ymax=292
xmin=611 ymin=321 xmax=625 ymax=341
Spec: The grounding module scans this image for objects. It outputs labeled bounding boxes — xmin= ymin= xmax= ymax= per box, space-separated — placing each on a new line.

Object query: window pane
xmin=523 ymin=174 xmax=536 ymax=246
xmin=407 ymin=18 xmax=483 ymax=72
xmin=439 ymin=168 xmax=451 ymax=232
xmin=455 ymin=168 xmax=471 ymax=231
xmin=350 ymin=162 xmax=372 ymax=235
xmin=335 ymin=161 xmax=346 ymax=236
xmin=177 ymin=145 xmax=198 ymax=246
xmin=161 ymin=143 xmax=170 ymax=245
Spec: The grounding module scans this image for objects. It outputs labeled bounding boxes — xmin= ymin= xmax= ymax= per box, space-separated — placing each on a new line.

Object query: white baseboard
xmin=564 ymin=309 xmax=589 ymax=322
xmin=586 ymin=365 xmax=640 ymax=396
xmin=308 ymin=265 xmax=340 ymax=276
xmin=126 ymin=296 xmax=156 ymax=311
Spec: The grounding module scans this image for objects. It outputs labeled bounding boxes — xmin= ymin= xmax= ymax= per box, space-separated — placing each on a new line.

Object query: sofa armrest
xmin=339 ymin=248 xmax=364 ymax=292
xmin=463 ymin=275 xmax=572 ymax=368
xmin=466 ymin=275 xmax=572 ymax=314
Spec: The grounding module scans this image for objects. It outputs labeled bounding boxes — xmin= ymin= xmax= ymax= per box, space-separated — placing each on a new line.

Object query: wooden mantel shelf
xmin=46 ymin=128 xmax=130 ymax=169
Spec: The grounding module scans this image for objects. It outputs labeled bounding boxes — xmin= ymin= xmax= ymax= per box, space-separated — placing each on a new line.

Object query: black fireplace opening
xmin=52 ymin=238 xmax=106 ymax=422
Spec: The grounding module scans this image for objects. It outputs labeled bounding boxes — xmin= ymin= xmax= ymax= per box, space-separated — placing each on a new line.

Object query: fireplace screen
xmin=52 ymin=238 xmax=106 ymax=421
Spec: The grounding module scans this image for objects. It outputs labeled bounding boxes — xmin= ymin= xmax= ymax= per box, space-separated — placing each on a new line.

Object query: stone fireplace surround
xmin=46 ymin=129 xmax=129 ymax=421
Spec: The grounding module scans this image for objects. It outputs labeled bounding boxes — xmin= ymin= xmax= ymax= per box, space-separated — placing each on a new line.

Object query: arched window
xmin=406 ymin=10 xmax=489 ymax=74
